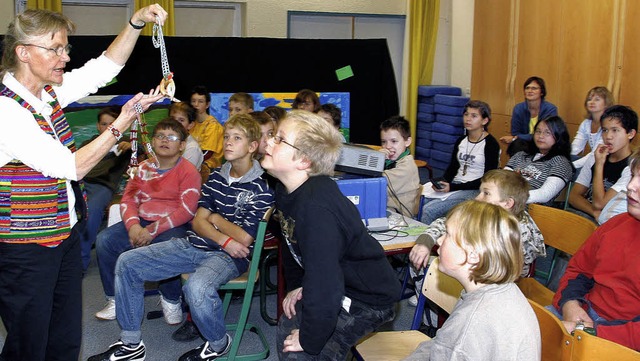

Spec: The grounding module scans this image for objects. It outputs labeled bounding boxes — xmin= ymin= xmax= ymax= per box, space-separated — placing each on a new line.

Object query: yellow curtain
xmin=134 ymin=0 xmax=175 ymax=36
xmin=405 ymin=0 xmax=440 ymax=153
xmin=26 ymin=0 xmax=62 ymax=12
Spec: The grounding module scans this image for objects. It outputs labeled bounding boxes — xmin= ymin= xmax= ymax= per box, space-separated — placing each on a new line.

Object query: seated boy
xmin=549 ymin=149 xmax=640 ymax=351
xmin=250 ymin=110 xmax=276 ymax=160
xmin=169 ymin=102 xmax=204 ymax=169
xmin=569 ymin=105 xmax=637 ymax=221
xmin=94 ymin=119 xmax=201 ymax=322
xmin=404 ymin=201 xmax=541 ymax=360
xmin=79 ymin=107 xmax=132 ymax=272
xmin=227 ymin=92 xmax=254 ymax=119
xmin=89 ymin=114 xmax=275 ymax=361
xmin=318 ymin=103 xmax=346 ymax=142
xmin=379 ymin=116 xmax=421 ymax=218
xmin=410 ymin=169 xmax=545 ymax=280
xmin=189 ymin=85 xmax=224 ymax=171
xmin=260 ymin=110 xmax=400 ymax=359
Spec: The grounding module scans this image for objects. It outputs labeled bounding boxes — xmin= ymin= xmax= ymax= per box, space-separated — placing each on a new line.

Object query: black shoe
xmin=178 ymin=336 xmax=232 ymax=361
xmin=87 ymin=340 xmax=145 ymax=361
xmin=172 ymin=320 xmax=202 ymax=342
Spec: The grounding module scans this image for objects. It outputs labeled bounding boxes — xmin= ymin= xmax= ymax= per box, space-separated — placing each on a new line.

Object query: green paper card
xmin=336 ymin=65 xmax=354 ymax=81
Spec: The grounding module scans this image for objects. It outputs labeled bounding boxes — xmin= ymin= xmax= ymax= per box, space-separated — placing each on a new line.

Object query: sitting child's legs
xmin=183 ymin=252 xmax=240 ymax=347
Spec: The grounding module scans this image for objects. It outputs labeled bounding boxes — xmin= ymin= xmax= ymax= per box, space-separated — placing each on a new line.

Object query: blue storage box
xmin=418 ymin=85 xmax=462 ymax=97
xmin=335 ymin=176 xmax=387 ymax=220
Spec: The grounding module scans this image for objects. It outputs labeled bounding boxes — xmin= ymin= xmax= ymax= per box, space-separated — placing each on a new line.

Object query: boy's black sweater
xmin=276 ymin=175 xmax=400 ymax=355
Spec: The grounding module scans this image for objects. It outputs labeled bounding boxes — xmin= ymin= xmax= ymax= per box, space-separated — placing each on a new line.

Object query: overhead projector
xmin=335 ymin=144 xmax=385 ymax=177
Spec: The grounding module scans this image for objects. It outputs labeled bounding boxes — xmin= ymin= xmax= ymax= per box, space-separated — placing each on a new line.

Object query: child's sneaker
xmin=95 ymin=299 xmax=116 ymax=320
xmin=87 ymin=340 xmax=145 ymax=361
xmin=160 ymin=295 xmax=183 ymax=325
xmin=178 ymin=335 xmax=231 ymax=361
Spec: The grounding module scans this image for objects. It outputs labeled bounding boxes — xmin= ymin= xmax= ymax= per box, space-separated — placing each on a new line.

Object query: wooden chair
xmin=571 ymin=329 xmax=640 ymax=361
xmin=528 ymin=299 xmax=573 ymax=361
xmin=517 ymin=204 xmax=597 ymax=306
xmin=354 ymin=258 xmax=463 ymax=361
xmin=182 ymin=208 xmax=273 ymax=361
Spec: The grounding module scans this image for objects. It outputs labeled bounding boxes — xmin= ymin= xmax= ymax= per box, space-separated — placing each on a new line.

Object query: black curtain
xmin=4 ymin=35 xmax=399 ymax=145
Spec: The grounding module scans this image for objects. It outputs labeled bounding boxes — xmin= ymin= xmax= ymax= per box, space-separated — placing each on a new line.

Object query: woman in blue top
xmin=500 ymin=76 xmax=558 ymax=155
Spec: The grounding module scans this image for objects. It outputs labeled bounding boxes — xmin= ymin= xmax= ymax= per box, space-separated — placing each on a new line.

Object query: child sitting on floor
xmin=404 ymin=200 xmax=541 ymax=360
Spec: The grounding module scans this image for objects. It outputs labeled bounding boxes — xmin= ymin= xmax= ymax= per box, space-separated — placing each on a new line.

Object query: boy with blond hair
xmin=404 ymin=201 xmax=541 ymax=360
xmin=228 ymin=92 xmax=254 ymax=118
xmin=89 ymin=114 xmax=274 ymax=361
xmin=261 ymin=110 xmax=400 ymax=359
xmin=410 ymin=169 xmax=544 ymax=290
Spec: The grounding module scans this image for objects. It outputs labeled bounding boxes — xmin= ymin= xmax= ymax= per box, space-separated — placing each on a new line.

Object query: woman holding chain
xmin=421 ymin=100 xmax=500 ymax=224
xmin=0 ymin=5 xmax=166 ymax=360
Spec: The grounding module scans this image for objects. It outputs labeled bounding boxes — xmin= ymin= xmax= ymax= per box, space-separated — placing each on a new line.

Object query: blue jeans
xmin=81 ymin=182 xmax=114 ymax=271
xmin=96 ymin=219 xmax=188 ymax=300
xmin=115 ymin=238 xmax=242 ymax=345
xmin=276 ymin=299 xmax=395 ymax=360
xmin=546 ymin=303 xmax=607 ymax=325
xmin=420 ymin=190 xmax=479 ymax=224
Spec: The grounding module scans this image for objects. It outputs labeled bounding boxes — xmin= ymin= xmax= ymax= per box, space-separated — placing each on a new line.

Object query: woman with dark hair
xmin=292 ymin=89 xmax=320 ymax=112
xmin=500 ymin=76 xmax=558 ymax=155
xmin=504 ymin=116 xmax=574 ymax=205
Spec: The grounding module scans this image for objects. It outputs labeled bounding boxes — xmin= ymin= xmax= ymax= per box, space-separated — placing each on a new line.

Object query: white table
xmin=370 ymin=213 xmax=429 ymax=254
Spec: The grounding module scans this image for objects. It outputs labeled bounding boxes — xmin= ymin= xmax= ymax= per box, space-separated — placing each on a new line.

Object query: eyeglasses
xmin=153 ymin=134 xmax=182 ymax=142
xmin=273 ymin=135 xmax=300 ymax=151
xmin=525 ymin=86 xmax=540 ymax=91
xmin=534 ymin=129 xmax=553 ymax=137
xmin=23 ymin=43 xmax=72 ymax=57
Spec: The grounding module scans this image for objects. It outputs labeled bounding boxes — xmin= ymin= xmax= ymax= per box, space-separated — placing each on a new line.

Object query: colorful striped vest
xmin=0 ymin=84 xmax=85 ymax=247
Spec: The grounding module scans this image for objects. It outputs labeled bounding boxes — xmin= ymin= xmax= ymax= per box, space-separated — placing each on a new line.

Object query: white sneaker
xmin=160 ymin=295 xmax=183 ymax=325
xmin=96 ymin=299 xmax=116 ymax=320
xmin=408 ymin=295 xmax=418 ymax=307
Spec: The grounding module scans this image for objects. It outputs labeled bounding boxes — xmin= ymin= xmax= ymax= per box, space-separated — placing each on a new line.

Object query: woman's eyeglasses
xmin=272 ymin=135 xmax=300 ymax=151
xmin=23 ymin=43 xmax=72 ymax=57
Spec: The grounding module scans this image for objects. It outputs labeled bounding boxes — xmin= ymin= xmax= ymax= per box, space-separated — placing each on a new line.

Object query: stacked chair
xmin=414 ymin=85 xmax=469 ymax=174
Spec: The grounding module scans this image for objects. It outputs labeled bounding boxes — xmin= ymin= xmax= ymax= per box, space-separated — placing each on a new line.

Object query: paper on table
xmin=422 ymin=182 xmax=461 ymax=201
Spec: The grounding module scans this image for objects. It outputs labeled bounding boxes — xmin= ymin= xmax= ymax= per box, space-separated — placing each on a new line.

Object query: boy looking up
xmin=169 ymin=101 xmax=204 ymax=169
xmin=94 ymin=119 xmax=201 ymax=323
xmin=404 ymin=201 xmax=541 ymax=360
xmin=380 ymin=116 xmax=421 ymax=218
xmin=89 ymin=114 xmax=274 ymax=361
xmin=261 ymin=110 xmax=400 ymax=359
xmin=569 ymin=105 xmax=637 ymax=221
xmin=190 ymin=85 xmax=224 ymax=172
xmin=228 ymin=92 xmax=254 ymax=118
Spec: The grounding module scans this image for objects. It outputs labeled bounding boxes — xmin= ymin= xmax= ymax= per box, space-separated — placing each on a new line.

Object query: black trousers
xmin=0 ymin=227 xmax=82 ymax=361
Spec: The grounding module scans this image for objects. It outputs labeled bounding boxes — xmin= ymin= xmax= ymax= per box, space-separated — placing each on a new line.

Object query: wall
xmin=0 ymin=0 xmax=406 ymax=36
xmin=450 ymin=0 xmax=474 ymax=96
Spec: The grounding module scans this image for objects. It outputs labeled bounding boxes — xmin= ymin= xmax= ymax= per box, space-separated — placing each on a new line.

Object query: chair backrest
xmin=571 ymin=329 xmax=640 ymax=361
xmin=528 ymin=299 xmax=573 ymax=361
xmin=415 ymin=184 xmax=424 ymax=220
xmin=528 ymin=204 xmax=597 ymax=256
xmin=422 ymin=258 xmax=464 ymax=314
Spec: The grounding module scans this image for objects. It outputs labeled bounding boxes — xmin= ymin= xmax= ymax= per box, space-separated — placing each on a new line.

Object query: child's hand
xmin=223 ymin=239 xmax=249 ymax=258
xmin=433 ymin=181 xmax=450 ymax=193
xmin=118 ymin=141 xmax=132 ymax=153
xmin=594 ymin=144 xmax=610 ymax=166
xmin=378 ymin=148 xmax=392 ymax=160
xmin=283 ymin=329 xmax=303 ymax=353
xmin=283 ymin=287 xmax=303 ymax=319
xmin=409 ymin=244 xmax=431 ymax=270
xmin=561 ymin=300 xmax=594 ymax=333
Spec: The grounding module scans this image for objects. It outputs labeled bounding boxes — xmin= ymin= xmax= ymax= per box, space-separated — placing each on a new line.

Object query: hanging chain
xmin=152 ymin=17 xmax=171 ymax=79
xmin=128 ymin=102 xmax=159 ymax=178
